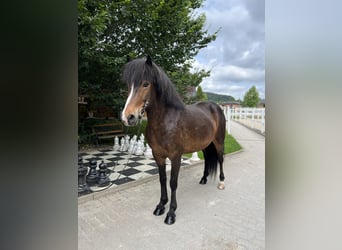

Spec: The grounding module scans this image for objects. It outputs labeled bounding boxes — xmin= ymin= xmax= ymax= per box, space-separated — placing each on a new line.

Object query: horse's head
xmin=121 ymin=56 xmax=155 ymax=126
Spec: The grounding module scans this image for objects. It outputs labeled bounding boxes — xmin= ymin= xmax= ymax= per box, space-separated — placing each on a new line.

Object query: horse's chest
xmin=146 ymin=126 xmax=178 ymax=150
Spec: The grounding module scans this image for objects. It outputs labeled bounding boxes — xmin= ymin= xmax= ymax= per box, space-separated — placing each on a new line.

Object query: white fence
xmin=222 ymin=107 xmax=265 ymax=135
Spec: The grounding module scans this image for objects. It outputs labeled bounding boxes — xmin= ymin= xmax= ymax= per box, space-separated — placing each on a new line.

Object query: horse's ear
xmin=126 ymin=55 xmax=132 ymax=62
xmin=146 ymin=55 xmax=152 ymax=66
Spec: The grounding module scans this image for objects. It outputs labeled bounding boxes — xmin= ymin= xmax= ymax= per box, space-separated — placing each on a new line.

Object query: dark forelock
xmin=122 ymin=57 xmax=185 ymax=110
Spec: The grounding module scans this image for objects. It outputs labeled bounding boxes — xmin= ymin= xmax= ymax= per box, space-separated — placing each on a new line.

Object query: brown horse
xmin=121 ymin=56 xmax=226 ymax=225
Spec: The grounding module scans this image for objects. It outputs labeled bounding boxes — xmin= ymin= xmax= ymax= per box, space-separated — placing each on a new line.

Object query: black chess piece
xmin=86 ymin=159 xmax=98 ymax=185
xmin=97 ymin=161 xmax=110 ymax=187
xmin=78 ymin=156 xmax=90 ymax=195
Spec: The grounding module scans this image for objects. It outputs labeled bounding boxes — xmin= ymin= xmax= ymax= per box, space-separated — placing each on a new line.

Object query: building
xmin=220 ymin=101 xmax=242 ymax=109
xmin=258 ymin=99 xmax=266 ymax=108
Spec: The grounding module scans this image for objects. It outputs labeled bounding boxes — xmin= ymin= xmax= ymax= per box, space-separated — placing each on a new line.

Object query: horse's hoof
xmin=217 ymin=181 xmax=225 ymax=190
xmin=153 ymin=206 xmax=165 ymax=216
xmin=199 ymin=177 xmax=207 ymax=184
xmin=164 ymin=213 xmax=176 ymax=225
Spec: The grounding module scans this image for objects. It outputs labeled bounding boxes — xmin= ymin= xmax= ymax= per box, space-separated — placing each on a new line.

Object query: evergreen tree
xmin=242 ymin=86 xmax=260 ymax=107
xmin=195 ymin=86 xmax=208 ymax=101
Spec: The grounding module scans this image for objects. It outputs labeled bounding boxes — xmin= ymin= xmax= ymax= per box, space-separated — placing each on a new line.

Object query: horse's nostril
xmin=127 ymin=114 xmax=135 ymax=124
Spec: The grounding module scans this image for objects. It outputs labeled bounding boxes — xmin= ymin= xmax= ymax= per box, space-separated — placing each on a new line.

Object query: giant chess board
xmin=78 ymin=148 xmax=191 ymax=196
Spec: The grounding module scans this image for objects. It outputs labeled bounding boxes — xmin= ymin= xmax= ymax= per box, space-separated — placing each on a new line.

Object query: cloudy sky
xmin=193 ymin=0 xmax=265 ymax=100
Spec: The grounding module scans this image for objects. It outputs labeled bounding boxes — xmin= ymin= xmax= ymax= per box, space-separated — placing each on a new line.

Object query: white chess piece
xmin=190 ymin=152 xmax=200 ymax=162
xmin=128 ymin=136 xmax=137 ymax=154
xmin=113 ymin=136 xmax=120 ymax=151
xmin=135 ymin=140 xmax=144 ymax=155
xmin=120 ymin=137 xmax=126 ymax=151
xmin=133 ymin=138 xmax=139 ymax=154
xmin=137 ymin=135 xmax=145 ymax=152
xmin=124 ymin=135 xmax=130 ymax=151
xmin=144 ymin=143 xmax=153 ymax=158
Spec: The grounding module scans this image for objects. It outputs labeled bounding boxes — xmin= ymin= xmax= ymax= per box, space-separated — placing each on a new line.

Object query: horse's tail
xmin=203 ymin=142 xmax=219 ymax=177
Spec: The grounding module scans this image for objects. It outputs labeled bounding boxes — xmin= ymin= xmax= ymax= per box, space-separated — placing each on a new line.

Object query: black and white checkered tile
xmin=78 ymin=148 xmax=192 ymax=196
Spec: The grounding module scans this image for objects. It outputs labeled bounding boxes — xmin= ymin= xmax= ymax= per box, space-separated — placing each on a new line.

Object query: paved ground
xmin=232 ymin=118 xmax=265 ymax=136
xmin=78 ymin=121 xmax=265 ymax=250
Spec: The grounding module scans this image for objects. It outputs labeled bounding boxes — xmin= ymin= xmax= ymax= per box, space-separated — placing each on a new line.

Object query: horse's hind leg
xmin=214 ymin=141 xmax=225 ymax=190
xmin=199 ymin=148 xmax=209 ymax=184
xmin=217 ymin=153 xmax=225 ymax=189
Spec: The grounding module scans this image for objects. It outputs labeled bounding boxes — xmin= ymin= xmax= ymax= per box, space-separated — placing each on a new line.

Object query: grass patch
xmin=225 ymin=133 xmax=242 ymax=154
xmin=184 ymin=132 xmax=242 ymax=160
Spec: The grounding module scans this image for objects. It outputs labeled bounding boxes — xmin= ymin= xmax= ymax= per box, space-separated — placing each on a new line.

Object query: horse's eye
xmin=142 ymin=82 xmax=150 ymax=88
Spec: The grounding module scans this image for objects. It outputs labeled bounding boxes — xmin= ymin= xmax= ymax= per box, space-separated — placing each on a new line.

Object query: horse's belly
xmin=182 ymin=138 xmax=211 ymax=154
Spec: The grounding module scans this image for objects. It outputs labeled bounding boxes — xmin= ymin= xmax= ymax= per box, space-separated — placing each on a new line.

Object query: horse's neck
xmin=146 ymin=101 xmax=181 ymax=124
xmin=146 ymin=102 xmax=165 ymax=122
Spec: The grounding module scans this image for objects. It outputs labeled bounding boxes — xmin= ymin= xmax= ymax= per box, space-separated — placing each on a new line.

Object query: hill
xmin=205 ymin=92 xmax=235 ymax=103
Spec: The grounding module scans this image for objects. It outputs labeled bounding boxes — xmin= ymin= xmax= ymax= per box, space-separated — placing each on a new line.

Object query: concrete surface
xmin=78 ymin=121 xmax=265 ymax=249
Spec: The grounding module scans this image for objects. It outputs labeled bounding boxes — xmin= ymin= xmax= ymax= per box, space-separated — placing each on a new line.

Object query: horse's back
xmin=189 ymin=101 xmax=225 ymax=120
xmin=189 ymin=101 xmax=226 ymax=139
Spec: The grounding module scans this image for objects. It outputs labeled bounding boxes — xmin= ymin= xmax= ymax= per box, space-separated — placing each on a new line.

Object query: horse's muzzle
xmin=123 ymin=114 xmax=139 ymax=126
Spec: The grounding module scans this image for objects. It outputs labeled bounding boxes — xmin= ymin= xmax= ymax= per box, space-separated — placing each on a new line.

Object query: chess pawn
xmin=144 ymin=143 xmax=153 ymax=158
xmin=128 ymin=137 xmax=137 ymax=154
xmin=120 ymin=137 xmax=126 ymax=151
xmin=140 ymin=139 xmax=146 ymax=151
xmin=132 ymin=138 xmax=139 ymax=154
xmin=136 ymin=139 xmax=144 ymax=152
xmin=124 ymin=136 xmax=130 ymax=151
xmin=97 ymin=161 xmax=110 ymax=187
xmin=86 ymin=159 xmax=98 ymax=185
xmin=140 ymin=134 xmax=145 ymax=142
xmin=140 ymin=140 xmax=146 ymax=152
xmin=135 ymin=140 xmax=144 ymax=155
xmin=125 ymin=135 xmax=130 ymax=145
xmin=113 ymin=136 xmax=120 ymax=151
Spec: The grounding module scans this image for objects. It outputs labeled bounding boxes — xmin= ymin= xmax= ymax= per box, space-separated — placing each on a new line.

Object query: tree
xmin=78 ymin=0 xmax=218 ymax=118
xmin=195 ymin=86 xmax=208 ymax=101
xmin=242 ymin=86 xmax=260 ymax=107
xmin=169 ymin=64 xmax=209 ymax=104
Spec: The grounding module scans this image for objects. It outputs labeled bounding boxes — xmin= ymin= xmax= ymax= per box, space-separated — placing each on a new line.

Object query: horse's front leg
xmin=164 ymin=156 xmax=181 ymax=225
xmin=153 ymin=156 xmax=168 ymax=216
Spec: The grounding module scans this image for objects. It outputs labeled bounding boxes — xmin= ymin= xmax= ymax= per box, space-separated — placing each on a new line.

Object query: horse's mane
xmin=122 ymin=58 xmax=185 ymax=110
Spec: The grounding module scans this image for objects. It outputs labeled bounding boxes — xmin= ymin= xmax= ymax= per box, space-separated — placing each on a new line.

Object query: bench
xmin=92 ymin=122 xmax=127 ymax=145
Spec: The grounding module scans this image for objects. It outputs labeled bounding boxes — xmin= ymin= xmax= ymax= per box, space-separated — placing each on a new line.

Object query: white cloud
xmin=193 ymin=0 xmax=265 ymax=100
xmin=213 ymin=65 xmax=264 ymax=82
